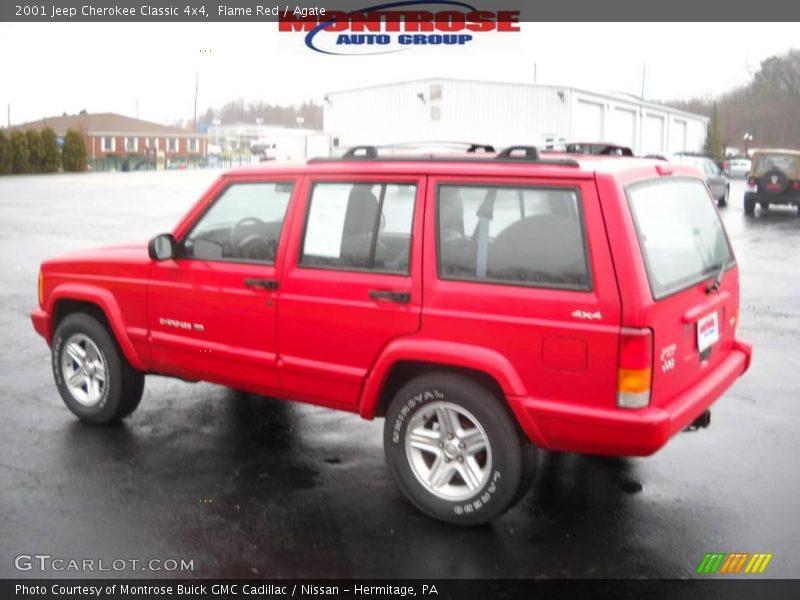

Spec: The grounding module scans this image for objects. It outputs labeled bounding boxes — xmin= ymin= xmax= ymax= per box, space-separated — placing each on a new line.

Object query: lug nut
xmin=438 ymin=442 xmax=444 ymax=448
xmin=457 ymin=456 xmax=464 ymax=463
xmin=444 ymin=457 xmax=451 ymax=463
xmin=459 ymin=442 xmax=466 ymax=449
xmin=448 ymin=433 xmax=454 ymax=440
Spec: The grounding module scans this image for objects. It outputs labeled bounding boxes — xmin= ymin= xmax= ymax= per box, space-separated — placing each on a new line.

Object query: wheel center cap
xmin=444 ymin=443 xmax=459 ymax=459
xmin=85 ymin=362 xmax=96 ymax=377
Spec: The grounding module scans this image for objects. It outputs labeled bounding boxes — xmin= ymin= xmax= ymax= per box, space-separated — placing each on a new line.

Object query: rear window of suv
xmin=752 ymin=153 xmax=798 ymax=177
xmin=627 ymin=178 xmax=733 ymax=300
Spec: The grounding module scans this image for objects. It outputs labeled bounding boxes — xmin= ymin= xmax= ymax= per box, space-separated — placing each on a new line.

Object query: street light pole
xmin=743 ymin=132 xmax=753 ymax=156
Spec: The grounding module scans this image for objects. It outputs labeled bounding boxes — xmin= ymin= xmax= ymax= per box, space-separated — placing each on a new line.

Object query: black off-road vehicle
xmin=744 ymin=150 xmax=800 ymax=216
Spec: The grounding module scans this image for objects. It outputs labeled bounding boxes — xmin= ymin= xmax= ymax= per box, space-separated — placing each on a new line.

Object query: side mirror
xmin=148 ymin=233 xmax=177 ymax=261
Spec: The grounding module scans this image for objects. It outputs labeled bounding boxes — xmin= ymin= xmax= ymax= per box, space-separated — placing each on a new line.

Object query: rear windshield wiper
xmin=706 ymin=262 xmax=726 ymax=294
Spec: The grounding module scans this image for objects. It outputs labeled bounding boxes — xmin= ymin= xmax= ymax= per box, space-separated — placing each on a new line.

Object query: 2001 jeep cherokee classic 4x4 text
xmin=31 ymin=145 xmax=752 ymax=525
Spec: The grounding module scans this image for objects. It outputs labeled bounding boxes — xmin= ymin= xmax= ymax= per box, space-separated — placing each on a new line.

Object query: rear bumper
xmin=31 ymin=309 xmax=52 ymax=344
xmin=514 ymin=339 xmax=753 ymax=457
xmin=744 ymin=192 xmax=799 ymax=206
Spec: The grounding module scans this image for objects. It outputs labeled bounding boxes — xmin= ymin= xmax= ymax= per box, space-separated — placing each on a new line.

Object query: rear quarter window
xmin=436 ymin=184 xmax=591 ymax=291
xmin=626 ymin=177 xmax=734 ymax=300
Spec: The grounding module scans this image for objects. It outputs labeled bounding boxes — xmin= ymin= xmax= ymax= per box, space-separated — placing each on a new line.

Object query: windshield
xmin=627 ymin=178 xmax=734 ymax=299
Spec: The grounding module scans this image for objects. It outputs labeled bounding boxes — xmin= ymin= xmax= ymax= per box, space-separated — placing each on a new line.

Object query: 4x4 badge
xmin=571 ymin=310 xmax=602 ymax=320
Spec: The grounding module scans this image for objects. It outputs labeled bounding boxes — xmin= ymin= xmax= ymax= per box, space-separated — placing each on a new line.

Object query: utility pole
xmin=641 ymin=65 xmax=646 ymax=99
xmin=192 ymin=72 xmax=199 ymax=133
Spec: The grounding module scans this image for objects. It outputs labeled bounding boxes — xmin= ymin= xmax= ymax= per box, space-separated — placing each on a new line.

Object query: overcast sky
xmin=1 ymin=22 xmax=797 ymax=126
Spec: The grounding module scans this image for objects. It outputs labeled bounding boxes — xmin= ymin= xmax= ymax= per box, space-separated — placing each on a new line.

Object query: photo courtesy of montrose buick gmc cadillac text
xmin=31 ymin=145 xmax=752 ymax=525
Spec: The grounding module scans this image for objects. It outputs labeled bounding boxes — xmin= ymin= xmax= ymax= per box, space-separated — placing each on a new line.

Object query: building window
xmin=100 ymin=137 xmax=115 ymax=152
xmin=187 ymin=138 xmax=200 ymax=153
xmin=124 ymin=137 xmax=138 ymax=152
xmin=430 ymin=106 xmax=441 ymax=121
xmin=146 ymin=137 xmax=158 ymax=150
xmin=167 ymin=138 xmax=179 ymax=152
xmin=430 ymin=83 xmax=443 ymax=101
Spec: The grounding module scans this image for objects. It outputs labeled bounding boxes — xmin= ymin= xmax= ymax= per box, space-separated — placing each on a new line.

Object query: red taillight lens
xmin=792 ymin=181 xmax=800 ymax=190
xmin=617 ymin=327 xmax=653 ymax=409
xmin=747 ymin=177 xmax=756 ymax=186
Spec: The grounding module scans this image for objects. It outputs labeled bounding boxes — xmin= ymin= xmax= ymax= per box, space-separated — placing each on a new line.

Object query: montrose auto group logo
xmin=278 ymin=1 xmax=520 ymax=55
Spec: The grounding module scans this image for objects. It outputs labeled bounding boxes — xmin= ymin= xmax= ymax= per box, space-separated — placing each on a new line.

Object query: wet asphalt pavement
xmin=0 ymin=170 xmax=798 ymax=580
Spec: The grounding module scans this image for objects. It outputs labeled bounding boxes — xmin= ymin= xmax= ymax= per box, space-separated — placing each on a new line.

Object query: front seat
xmin=340 ymin=185 xmax=379 ymax=267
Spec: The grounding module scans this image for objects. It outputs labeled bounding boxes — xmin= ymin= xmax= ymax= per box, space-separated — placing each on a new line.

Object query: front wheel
xmin=384 ymin=373 xmax=535 ymax=525
xmin=52 ymin=313 xmax=145 ymax=424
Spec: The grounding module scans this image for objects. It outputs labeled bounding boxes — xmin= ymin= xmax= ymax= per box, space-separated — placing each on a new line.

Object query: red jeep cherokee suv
xmin=31 ymin=146 xmax=752 ymax=524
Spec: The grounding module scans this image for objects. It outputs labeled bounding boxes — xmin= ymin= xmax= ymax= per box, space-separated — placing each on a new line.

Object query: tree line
xmin=198 ymin=100 xmax=323 ymax=131
xmin=666 ymin=48 xmax=800 ymax=153
xmin=0 ymin=128 xmax=87 ymax=175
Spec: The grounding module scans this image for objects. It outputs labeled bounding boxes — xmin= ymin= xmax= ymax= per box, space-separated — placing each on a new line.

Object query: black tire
xmin=718 ymin=186 xmax=728 ymax=208
xmin=52 ymin=313 xmax=145 ymax=424
xmin=384 ymin=373 xmax=534 ymax=525
xmin=744 ymin=195 xmax=756 ymax=216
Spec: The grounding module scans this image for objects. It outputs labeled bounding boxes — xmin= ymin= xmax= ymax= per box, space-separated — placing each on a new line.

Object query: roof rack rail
xmin=311 ymin=144 xmax=578 ymax=167
xmin=342 ymin=142 xmax=496 ymax=157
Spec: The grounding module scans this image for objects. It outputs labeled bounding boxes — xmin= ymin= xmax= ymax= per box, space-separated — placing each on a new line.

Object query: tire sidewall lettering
xmin=390 ymin=387 xmax=505 ymax=515
xmin=54 ymin=330 xmax=111 ymax=412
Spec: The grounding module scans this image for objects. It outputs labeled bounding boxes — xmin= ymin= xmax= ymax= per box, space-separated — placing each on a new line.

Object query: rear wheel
xmin=52 ymin=313 xmax=145 ymax=424
xmin=744 ymin=195 xmax=756 ymax=216
xmin=384 ymin=373 xmax=535 ymax=525
xmin=718 ymin=186 xmax=728 ymax=208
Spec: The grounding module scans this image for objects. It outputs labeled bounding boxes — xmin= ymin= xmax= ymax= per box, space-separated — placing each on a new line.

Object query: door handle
xmin=244 ymin=278 xmax=278 ymax=290
xmin=369 ymin=289 xmax=411 ymax=303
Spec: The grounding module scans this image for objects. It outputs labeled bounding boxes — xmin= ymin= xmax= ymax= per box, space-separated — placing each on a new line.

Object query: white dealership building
xmin=323 ymin=78 xmax=708 ymax=155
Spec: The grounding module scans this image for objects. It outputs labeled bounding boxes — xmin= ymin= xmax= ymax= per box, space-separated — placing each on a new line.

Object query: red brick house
xmin=11 ymin=112 xmax=207 ymax=165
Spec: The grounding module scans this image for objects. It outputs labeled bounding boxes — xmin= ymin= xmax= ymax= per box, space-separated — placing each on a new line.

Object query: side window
xmin=183 ymin=181 xmax=294 ymax=263
xmin=300 ymin=182 xmax=416 ymax=274
xmin=437 ymin=184 xmax=590 ymax=291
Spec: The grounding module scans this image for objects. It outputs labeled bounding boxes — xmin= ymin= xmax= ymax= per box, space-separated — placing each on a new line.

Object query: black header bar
xmin=3 ymin=0 xmax=800 ymax=22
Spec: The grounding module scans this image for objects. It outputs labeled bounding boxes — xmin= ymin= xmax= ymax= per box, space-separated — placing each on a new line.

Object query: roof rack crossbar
xmin=342 ymin=145 xmax=379 ymax=158
xmin=496 ymin=145 xmax=540 ymax=160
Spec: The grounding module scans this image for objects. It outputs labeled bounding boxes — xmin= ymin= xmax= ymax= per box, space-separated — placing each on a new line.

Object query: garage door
xmin=609 ymin=107 xmax=636 ymax=148
xmin=574 ymin=100 xmax=604 ymax=140
xmin=641 ymin=114 xmax=665 ymax=154
xmin=670 ymin=119 xmax=687 ymax=153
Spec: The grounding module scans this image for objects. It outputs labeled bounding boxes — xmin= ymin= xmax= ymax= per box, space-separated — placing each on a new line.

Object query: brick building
xmin=11 ymin=112 xmax=207 ymax=169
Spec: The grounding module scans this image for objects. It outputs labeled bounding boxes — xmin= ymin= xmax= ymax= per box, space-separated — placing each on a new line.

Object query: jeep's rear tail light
xmin=746 ymin=177 xmax=758 ymax=193
xmin=38 ymin=270 xmax=44 ymax=308
xmin=617 ymin=327 xmax=653 ymax=409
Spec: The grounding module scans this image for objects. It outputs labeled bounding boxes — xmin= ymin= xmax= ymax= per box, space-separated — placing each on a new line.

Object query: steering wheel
xmin=230 ymin=217 xmax=267 ymax=246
